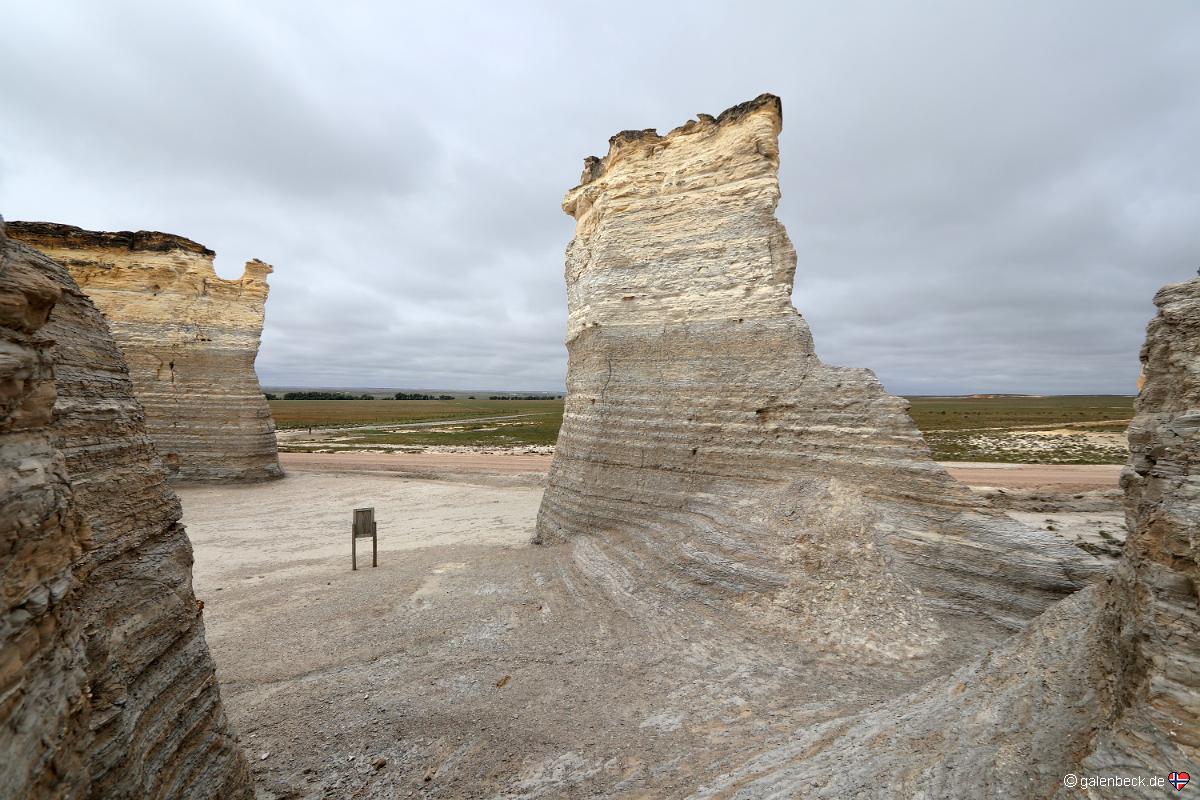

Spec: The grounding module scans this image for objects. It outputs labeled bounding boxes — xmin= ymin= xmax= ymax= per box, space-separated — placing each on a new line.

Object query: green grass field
xmin=270 ymin=398 xmax=564 ymax=450
xmin=907 ymin=395 xmax=1133 ymax=464
xmin=904 ymin=395 xmax=1134 ymax=431
xmin=336 ymin=415 xmax=562 ymax=448
xmin=271 ymin=395 xmax=1134 ymax=463
xmin=269 ymin=398 xmax=564 ymax=429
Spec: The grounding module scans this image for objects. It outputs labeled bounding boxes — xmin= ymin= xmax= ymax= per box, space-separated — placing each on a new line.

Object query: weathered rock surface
xmin=536 ymin=94 xmax=1102 ymax=662
xmin=692 ymin=277 xmax=1200 ymax=799
xmin=7 ymin=222 xmax=282 ymax=483
xmin=1078 ymin=277 xmax=1200 ymax=788
xmin=0 ymin=220 xmax=252 ymax=799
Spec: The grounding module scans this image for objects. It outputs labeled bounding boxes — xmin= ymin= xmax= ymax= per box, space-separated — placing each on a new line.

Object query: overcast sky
xmin=2 ymin=1 xmax=1197 ymax=394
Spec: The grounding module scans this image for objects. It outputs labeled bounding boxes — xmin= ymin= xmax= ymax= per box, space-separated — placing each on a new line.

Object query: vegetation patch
xmin=269 ymin=398 xmax=564 ymax=429
xmin=337 ymin=415 xmax=562 ymax=448
xmin=273 ymin=394 xmax=1134 ymax=463
xmin=908 ymin=395 xmax=1132 ymax=464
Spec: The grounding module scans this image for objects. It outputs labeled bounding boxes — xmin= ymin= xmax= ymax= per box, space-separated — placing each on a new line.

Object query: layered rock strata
xmin=7 ymin=222 xmax=282 ymax=483
xmin=0 ymin=220 xmax=251 ymax=799
xmin=1078 ymin=277 xmax=1199 ymax=788
xmin=536 ymin=94 xmax=1101 ymax=658
xmin=695 ymin=278 xmax=1200 ymax=799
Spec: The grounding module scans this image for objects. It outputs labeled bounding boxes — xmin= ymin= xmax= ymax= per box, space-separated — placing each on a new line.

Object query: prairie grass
xmin=272 ymin=395 xmax=1134 ymax=463
xmin=269 ymin=398 xmax=564 ymax=429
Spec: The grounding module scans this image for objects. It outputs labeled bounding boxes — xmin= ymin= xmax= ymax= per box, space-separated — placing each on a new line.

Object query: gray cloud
xmin=2 ymin=0 xmax=1197 ymax=393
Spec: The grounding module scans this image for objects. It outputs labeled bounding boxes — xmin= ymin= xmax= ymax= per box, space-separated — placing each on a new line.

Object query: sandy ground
xmin=179 ymin=456 xmax=1123 ymax=798
xmin=280 ymin=452 xmax=554 ymax=480
xmin=182 ymin=472 xmax=544 ymax=583
xmin=280 ymin=452 xmax=1122 ymax=491
xmin=941 ymin=461 xmax=1122 ymax=490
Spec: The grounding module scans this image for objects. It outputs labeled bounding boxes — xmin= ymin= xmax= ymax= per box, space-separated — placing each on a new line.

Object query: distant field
xmin=337 ymin=415 xmax=562 ymax=448
xmin=905 ymin=395 xmax=1133 ymax=431
xmin=270 ymin=398 xmax=564 ymax=450
xmin=907 ymin=395 xmax=1133 ymax=464
xmin=271 ymin=395 xmax=1134 ymax=463
xmin=269 ymin=398 xmax=564 ymax=429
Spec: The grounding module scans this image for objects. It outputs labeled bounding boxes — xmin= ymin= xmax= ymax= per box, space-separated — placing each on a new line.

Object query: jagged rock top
xmin=1137 ymin=278 xmax=1200 ymax=413
xmin=560 ymin=94 xmax=792 ymax=341
xmin=573 ymin=93 xmax=783 ymax=189
xmin=9 ymin=220 xmax=216 ymax=256
xmin=7 ymin=220 xmax=272 ymax=320
xmin=576 ymin=92 xmax=782 ymax=187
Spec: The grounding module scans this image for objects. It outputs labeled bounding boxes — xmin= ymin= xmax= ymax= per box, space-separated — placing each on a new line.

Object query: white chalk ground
xmin=180 ymin=470 xmax=555 ymax=798
xmin=183 ymin=471 xmax=540 ymax=591
xmin=178 ymin=463 xmax=1123 ymax=798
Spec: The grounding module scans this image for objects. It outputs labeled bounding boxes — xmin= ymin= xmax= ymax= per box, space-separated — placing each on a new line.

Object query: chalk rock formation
xmin=1078 ymin=277 xmax=1200 ymax=787
xmin=7 ymin=222 xmax=282 ymax=483
xmin=693 ymin=277 xmax=1200 ymax=799
xmin=536 ymin=94 xmax=1101 ymax=659
xmin=0 ymin=221 xmax=251 ymax=799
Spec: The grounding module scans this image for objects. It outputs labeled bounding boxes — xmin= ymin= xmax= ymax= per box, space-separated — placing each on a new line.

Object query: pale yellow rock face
xmin=7 ymin=222 xmax=282 ymax=482
xmin=562 ymin=103 xmax=794 ymax=340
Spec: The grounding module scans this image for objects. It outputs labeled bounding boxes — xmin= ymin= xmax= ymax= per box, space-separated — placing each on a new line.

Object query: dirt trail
xmin=278 ymin=451 xmax=1121 ymax=490
xmin=943 ymin=462 xmax=1121 ymax=490
xmin=280 ymin=451 xmax=554 ymax=476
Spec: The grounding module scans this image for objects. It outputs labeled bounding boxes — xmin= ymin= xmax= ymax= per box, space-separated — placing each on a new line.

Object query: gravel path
xmin=279 ymin=451 xmax=1122 ymax=490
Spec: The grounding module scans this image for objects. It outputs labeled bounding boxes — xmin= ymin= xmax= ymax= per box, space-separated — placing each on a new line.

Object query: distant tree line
xmin=488 ymin=394 xmax=563 ymax=400
xmin=281 ymin=391 xmax=375 ymax=400
xmin=394 ymin=392 xmax=455 ymax=400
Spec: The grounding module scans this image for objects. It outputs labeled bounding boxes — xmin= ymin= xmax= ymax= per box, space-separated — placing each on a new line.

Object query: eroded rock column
xmin=7 ymin=222 xmax=282 ymax=483
xmin=537 ymin=95 xmax=1101 ymax=660
xmin=1077 ymin=276 xmax=1200 ymax=786
xmin=0 ymin=221 xmax=252 ymax=799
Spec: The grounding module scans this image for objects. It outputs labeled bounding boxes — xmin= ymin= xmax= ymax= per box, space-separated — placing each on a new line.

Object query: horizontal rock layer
xmin=7 ymin=222 xmax=282 ymax=483
xmin=696 ymin=277 xmax=1200 ymax=799
xmin=0 ymin=221 xmax=251 ymax=799
xmin=1078 ymin=277 xmax=1200 ymax=788
xmin=0 ymin=219 xmax=87 ymax=798
xmin=536 ymin=94 xmax=1101 ymax=661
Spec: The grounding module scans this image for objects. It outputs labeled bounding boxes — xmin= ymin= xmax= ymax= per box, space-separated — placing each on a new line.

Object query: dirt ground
xmin=280 ymin=451 xmax=555 ymax=479
xmin=940 ymin=461 xmax=1122 ymax=490
xmin=179 ymin=455 xmax=1122 ymax=798
xmin=279 ymin=452 xmax=1121 ymax=490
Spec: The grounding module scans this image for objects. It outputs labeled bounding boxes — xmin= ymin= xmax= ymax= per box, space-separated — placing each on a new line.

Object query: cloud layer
xmin=3 ymin=1 xmax=1197 ymax=393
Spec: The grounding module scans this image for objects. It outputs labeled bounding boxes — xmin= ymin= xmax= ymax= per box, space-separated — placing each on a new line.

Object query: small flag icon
xmin=1169 ymin=772 xmax=1191 ymax=791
